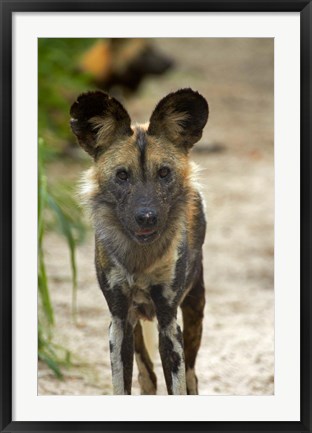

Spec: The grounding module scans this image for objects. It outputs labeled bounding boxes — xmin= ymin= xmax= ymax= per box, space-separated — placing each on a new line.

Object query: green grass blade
xmin=38 ymin=352 xmax=64 ymax=379
xmin=47 ymin=194 xmax=78 ymax=318
xmin=38 ymin=248 xmax=54 ymax=325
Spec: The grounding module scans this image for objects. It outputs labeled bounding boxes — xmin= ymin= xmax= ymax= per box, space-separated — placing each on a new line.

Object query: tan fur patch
xmin=89 ymin=115 xmax=118 ymax=144
xmin=163 ymin=109 xmax=191 ymax=142
xmin=144 ymin=134 xmax=190 ymax=181
xmin=94 ymin=134 xmax=141 ymax=182
xmin=109 ymin=318 xmax=125 ymax=394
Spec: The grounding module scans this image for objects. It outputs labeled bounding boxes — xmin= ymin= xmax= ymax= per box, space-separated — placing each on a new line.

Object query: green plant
xmin=38 ymin=324 xmax=72 ymax=379
xmin=38 ymin=39 xmax=95 ymax=377
xmin=38 ymin=38 xmax=98 ymax=150
xmin=38 ymin=137 xmax=86 ymax=377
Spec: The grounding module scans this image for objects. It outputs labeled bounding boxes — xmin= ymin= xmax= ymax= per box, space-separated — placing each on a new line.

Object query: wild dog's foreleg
xmin=109 ymin=314 xmax=134 ymax=395
xmin=158 ymin=320 xmax=186 ymax=395
xmin=96 ymin=266 xmax=134 ymax=395
xmin=151 ymin=285 xmax=186 ymax=395
xmin=181 ymin=263 xmax=205 ymax=394
xmin=134 ymin=321 xmax=157 ymax=395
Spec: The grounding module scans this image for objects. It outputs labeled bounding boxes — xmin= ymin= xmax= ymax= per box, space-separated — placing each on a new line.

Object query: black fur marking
xmin=136 ymin=128 xmax=147 ymax=177
xmin=136 ymin=127 xmax=147 ymax=154
xmin=158 ymin=334 xmax=181 ymax=393
xmin=171 ymin=238 xmax=188 ymax=292
xmin=147 ymin=88 xmax=209 ymax=149
xmin=70 ymin=91 xmax=132 ymax=132
xmin=191 ymin=195 xmax=206 ymax=250
xmin=109 ymin=341 xmax=114 ymax=353
xmin=121 ymin=323 xmax=134 ymax=394
xmin=96 ymin=269 xmax=130 ymax=320
xmin=158 ymin=335 xmax=172 ymax=393
xmin=163 ymin=335 xmax=182 ymax=375
xmin=108 ymin=288 xmax=130 ymax=320
xmin=171 ymin=351 xmax=181 ymax=375
xmin=175 ymin=326 xmax=184 ymax=347
xmin=95 ymin=248 xmax=131 ymax=320
xmin=183 ymin=195 xmax=206 ymax=291
xmin=95 ymin=263 xmax=109 ymax=291
xmin=150 ymin=285 xmax=176 ymax=328
xmin=70 ymin=91 xmax=133 ymax=158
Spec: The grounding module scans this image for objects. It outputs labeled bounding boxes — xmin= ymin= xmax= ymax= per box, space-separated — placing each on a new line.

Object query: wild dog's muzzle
xmin=134 ymin=207 xmax=159 ymax=243
xmin=135 ymin=207 xmax=158 ymax=228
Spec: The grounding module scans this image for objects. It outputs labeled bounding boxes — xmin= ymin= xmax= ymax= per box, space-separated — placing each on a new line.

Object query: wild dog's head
xmin=70 ymin=89 xmax=208 ymax=245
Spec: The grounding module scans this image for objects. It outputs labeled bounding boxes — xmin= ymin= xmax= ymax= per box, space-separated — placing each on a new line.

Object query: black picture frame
xmin=1 ymin=1 xmax=311 ymax=432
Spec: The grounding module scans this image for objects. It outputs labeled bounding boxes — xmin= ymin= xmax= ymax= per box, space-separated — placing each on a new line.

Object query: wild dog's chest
xmin=107 ymin=256 xmax=178 ymax=321
xmin=108 ymin=260 xmax=175 ymax=293
xmin=109 ymin=267 xmax=150 ymax=297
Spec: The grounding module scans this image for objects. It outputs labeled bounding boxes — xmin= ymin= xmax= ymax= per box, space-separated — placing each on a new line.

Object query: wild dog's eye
xmin=158 ymin=167 xmax=170 ymax=179
xmin=116 ymin=170 xmax=129 ymax=181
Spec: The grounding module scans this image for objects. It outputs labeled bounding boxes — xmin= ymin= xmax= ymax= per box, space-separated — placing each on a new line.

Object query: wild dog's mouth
xmin=134 ymin=228 xmax=159 ymax=243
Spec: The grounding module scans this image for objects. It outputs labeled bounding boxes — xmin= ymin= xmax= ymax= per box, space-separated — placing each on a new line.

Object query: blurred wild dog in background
xmin=79 ymin=38 xmax=173 ymax=93
xmin=70 ymin=88 xmax=209 ymax=395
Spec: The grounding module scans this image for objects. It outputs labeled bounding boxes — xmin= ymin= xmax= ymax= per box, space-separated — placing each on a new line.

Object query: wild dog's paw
xmin=147 ymin=88 xmax=208 ymax=151
xmin=70 ymin=91 xmax=133 ymax=158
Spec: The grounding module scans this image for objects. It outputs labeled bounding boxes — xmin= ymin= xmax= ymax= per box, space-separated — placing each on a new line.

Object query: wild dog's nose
xmin=135 ymin=208 xmax=158 ymax=228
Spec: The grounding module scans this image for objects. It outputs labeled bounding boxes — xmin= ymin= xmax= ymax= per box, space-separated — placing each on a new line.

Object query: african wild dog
xmin=70 ymin=88 xmax=208 ymax=395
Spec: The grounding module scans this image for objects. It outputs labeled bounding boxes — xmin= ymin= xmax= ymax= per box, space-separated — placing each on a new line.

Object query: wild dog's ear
xmin=70 ymin=91 xmax=133 ymax=158
xmin=147 ymin=88 xmax=208 ymax=151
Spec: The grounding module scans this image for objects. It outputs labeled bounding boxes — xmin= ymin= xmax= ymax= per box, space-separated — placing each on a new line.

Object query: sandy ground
xmin=38 ymin=38 xmax=274 ymax=396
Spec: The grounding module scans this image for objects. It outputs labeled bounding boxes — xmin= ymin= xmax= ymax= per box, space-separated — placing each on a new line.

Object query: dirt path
xmin=38 ymin=38 xmax=274 ymax=395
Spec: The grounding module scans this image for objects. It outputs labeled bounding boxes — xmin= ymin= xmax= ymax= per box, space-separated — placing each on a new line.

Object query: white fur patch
xmin=77 ymin=167 xmax=98 ymax=210
xmin=109 ymin=318 xmax=125 ymax=394
xmin=164 ymin=321 xmax=187 ymax=395
xmin=172 ymin=371 xmax=187 ymax=395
